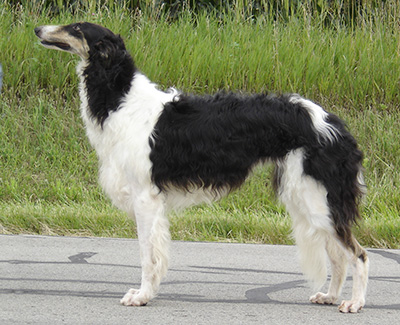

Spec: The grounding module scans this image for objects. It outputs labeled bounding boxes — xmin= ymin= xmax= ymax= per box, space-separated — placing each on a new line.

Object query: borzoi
xmin=34 ymin=22 xmax=368 ymax=312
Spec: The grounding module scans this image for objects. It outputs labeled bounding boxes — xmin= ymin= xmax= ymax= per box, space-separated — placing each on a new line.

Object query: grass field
xmin=1 ymin=1 xmax=400 ymax=248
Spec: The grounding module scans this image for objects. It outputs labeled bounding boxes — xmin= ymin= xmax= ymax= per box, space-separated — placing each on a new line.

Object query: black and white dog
xmin=35 ymin=22 xmax=368 ymax=312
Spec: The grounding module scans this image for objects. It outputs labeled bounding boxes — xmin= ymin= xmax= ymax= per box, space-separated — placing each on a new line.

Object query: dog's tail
xmin=275 ymin=96 xmax=365 ymax=288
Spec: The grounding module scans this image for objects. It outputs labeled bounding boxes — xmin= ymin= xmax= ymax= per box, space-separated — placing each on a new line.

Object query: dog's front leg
xmin=120 ymin=190 xmax=170 ymax=306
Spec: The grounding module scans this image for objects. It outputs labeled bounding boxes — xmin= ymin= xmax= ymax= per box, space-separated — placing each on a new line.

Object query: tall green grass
xmin=1 ymin=1 xmax=400 ymax=247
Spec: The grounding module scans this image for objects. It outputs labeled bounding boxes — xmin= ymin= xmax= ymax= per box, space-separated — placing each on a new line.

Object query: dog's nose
xmin=34 ymin=27 xmax=42 ymax=36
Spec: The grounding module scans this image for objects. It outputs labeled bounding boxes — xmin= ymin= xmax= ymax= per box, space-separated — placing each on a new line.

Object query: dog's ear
xmin=92 ymin=35 xmax=127 ymax=67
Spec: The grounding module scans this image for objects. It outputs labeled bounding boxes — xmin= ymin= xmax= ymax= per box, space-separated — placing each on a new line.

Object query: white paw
xmin=338 ymin=299 xmax=364 ymax=313
xmin=310 ymin=292 xmax=338 ymax=305
xmin=120 ymin=288 xmax=151 ymax=306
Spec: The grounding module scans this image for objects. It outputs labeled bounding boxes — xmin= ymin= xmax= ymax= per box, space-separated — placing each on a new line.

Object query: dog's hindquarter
xmin=272 ymin=106 xmax=367 ymax=312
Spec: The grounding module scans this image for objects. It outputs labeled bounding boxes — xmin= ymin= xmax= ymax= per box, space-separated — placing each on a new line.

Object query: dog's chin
xmin=41 ymin=40 xmax=71 ymax=52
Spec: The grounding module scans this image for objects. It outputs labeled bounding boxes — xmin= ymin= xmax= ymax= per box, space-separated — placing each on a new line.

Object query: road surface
xmin=0 ymin=235 xmax=399 ymax=324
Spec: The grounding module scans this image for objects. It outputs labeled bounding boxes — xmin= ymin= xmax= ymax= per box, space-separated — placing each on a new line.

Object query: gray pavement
xmin=0 ymin=234 xmax=399 ymax=324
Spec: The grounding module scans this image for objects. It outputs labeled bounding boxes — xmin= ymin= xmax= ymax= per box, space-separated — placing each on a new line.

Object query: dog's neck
xmin=77 ymin=50 xmax=136 ymax=127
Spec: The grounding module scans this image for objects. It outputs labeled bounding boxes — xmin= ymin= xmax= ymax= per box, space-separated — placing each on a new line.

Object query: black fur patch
xmin=358 ymin=252 xmax=367 ymax=263
xmin=79 ymin=23 xmax=136 ymax=126
xmin=302 ymin=113 xmax=364 ymax=242
xmin=150 ymin=93 xmax=319 ymax=192
xmin=150 ymin=93 xmax=364 ymax=247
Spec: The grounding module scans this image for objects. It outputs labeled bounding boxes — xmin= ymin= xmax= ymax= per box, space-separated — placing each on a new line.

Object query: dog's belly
xmin=163 ymin=187 xmax=229 ymax=211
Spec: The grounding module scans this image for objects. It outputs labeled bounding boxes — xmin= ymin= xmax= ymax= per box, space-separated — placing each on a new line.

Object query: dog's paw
xmin=120 ymin=288 xmax=151 ymax=306
xmin=338 ymin=299 xmax=364 ymax=313
xmin=310 ymin=292 xmax=338 ymax=305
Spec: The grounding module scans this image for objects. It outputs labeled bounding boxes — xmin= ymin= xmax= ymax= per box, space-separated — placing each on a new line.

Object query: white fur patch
xmin=77 ymin=68 xmax=178 ymax=212
xmin=277 ymin=149 xmax=334 ymax=288
xmin=289 ymin=95 xmax=337 ymax=143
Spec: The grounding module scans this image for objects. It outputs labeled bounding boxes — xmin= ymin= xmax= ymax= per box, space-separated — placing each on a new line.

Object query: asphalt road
xmin=0 ymin=234 xmax=399 ymax=324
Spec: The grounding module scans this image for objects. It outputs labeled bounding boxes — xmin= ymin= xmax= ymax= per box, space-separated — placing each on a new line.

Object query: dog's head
xmin=35 ymin=22 xmax=136 ymax=126
xmin=35 ymin=22 xmax=125 ymax=60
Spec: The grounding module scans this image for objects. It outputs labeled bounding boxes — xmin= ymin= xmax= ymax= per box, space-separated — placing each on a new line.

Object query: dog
xmin=35 ymin=22 xmax=368 ymax=312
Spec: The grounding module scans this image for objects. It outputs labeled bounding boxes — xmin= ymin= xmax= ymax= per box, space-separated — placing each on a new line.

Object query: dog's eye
xmin=73 ymin=24 xmax=81 ymax=32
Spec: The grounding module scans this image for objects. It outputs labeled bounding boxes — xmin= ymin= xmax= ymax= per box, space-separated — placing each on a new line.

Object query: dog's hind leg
xmin=275 ymin=149 xmax=334 ymax=291
xmin=120 ymin=189 xmax=170 ymax=306
xmin=310 ymin=235 xmax=348 ymax=305
xmin=276 ymin=148 xmax=368 ymax=313
xmin=337 ymin=235 xmax=369 ymax=313
xmin=310 ymin=233 xmax=368 ymax=313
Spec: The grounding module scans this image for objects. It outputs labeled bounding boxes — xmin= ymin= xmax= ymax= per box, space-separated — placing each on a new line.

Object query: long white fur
xmin=77 ymin=64 xmax=175 ymax=304
xmin=78 ymin=63 xmax=174 ymax=210
xmin=277 ymin=148 xmax=334 ymax=289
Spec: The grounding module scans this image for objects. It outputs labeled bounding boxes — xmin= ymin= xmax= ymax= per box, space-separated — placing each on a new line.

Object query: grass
xmin=1 ymin=1 xmax=400 ymax=248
